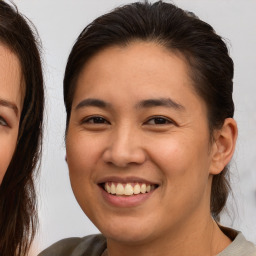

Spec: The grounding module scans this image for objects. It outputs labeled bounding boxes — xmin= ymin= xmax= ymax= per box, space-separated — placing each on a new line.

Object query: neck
xmin=106 ymin=216 xmax=231 ymax=256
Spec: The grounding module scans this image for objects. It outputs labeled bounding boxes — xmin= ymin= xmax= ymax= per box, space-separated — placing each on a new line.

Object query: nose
xmin=102 ymin=126 xmax=146 ymax=168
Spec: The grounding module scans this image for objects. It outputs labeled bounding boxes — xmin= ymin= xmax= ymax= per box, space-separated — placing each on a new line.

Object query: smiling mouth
xmin=101 ymin=182 xmax=158 ymax=196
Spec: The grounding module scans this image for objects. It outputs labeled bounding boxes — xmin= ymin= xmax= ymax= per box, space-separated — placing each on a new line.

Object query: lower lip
xmin=99 ymin=186 xmax=156 ymax=208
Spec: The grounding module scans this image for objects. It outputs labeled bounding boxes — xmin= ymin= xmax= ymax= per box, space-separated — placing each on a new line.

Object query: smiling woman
xmin=39 ymin=1 xmax=255 ymax=256
xmin=0 ymin=1 xmax=44 ymax=256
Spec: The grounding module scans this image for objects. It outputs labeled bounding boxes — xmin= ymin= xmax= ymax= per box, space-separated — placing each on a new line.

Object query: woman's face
xmin=0 ymin=44 xmax=22 ymax=184
xmin=66 ymin=42 xmax=219 ymax=244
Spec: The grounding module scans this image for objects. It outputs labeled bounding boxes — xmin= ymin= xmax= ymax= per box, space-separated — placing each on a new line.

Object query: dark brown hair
xmin=0 ymin=1 xmax=44 ymax=255
xmin=63 ymin=1 xmax=234 ymax=220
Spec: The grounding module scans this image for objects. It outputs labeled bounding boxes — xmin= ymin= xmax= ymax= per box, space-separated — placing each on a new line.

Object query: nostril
xmin=102 ymin=147 xmax=147 ymax=168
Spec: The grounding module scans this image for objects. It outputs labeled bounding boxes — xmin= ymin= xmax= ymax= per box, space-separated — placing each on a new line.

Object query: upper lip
xmin=97 ymin=176 xmax=159 ymax=185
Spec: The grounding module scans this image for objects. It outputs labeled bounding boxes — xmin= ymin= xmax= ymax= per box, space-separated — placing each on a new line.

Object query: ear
xmin=209 ymin=118 xmax=238 ymax=175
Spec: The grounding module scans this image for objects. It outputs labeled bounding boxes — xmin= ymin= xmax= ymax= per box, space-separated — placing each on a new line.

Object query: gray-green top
xmin=38 ymin=229 xmax=256 ymax=256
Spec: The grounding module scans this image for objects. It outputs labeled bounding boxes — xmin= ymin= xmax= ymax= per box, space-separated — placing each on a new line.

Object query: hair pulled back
xmin=0 ymin=2 xmax=44 ymax=255
xmin=64 ymin=1 xmax=234 ymax=220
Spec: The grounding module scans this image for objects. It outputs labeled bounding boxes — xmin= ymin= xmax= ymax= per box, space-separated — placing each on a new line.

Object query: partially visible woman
xmin=0 ymin=1 xmax=44 ymax=256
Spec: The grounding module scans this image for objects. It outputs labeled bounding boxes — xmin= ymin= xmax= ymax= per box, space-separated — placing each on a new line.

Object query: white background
xmin=9 ymin=0 xmax=256 ymax=254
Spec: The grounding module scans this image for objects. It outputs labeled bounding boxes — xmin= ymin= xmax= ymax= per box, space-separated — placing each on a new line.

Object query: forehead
xmin=0 ymin=43 xmax=23 ymax=111
xmin=74 ymin=42 xmax=198 ymax=101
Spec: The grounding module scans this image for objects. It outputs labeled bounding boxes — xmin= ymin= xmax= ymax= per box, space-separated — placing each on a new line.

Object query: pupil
xmin=94 ymin=117 xmax=104 ymax=123
xmin=155 ymin=118 xmax=166 ymax=124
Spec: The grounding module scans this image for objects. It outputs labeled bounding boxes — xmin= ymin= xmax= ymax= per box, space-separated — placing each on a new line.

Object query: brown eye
xmin=82 ymin=116 xmax=110 ymax=124
xmin=145 ymin=116 xmax=173 ymax=125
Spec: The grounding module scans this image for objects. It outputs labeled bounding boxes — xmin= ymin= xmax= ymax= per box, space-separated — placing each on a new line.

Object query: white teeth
xmin=116 ymin=183 xmax=124 ymax=195
xmin=105 ymin=183 xmax=111 ymax=193
xmin=140 ymin=184 xmax=146 ymax=194
xmin=104 ymin=182 xmax=156 ymax=196
xmin=133 ymin=184 xmax=140 ymax=194
xmin=110 ymin=183 xmax=116 ymax=194
xmin=106 ymin=183 xmax=111 ymax=193
xmin=124 ymin=184 xmax=133 ymax=195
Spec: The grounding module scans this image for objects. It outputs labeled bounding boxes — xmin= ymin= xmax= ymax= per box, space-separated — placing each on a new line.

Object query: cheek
xmin=66 ymin=131 xmax=104 ymax=185
xmin=147 ymin=136 xmax=212 ymax=220
xmin=0 ymin=134 xmax=18 ymax=184
xmin=148 ymin=133 xmax=211 ymax=191
xmin=149 ymin=134 xmax=208 ymax=169
xmin=66 ymin=132 xmax=105 ymax=217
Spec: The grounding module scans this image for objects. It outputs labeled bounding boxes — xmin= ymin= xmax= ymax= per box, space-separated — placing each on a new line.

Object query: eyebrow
xmin=75 ymin=97 xmax=185 ymax=111
xmin=76 ymin=98 xmax=110 ymax=110
xmin=0 ymin=98 xmax=18 ymax=116
xmin=136 ymin=98 xmax=185 ymax=111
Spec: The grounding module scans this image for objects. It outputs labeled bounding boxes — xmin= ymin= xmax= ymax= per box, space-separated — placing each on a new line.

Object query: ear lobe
xmin=209 ymin=118 xmax=238 ymax=175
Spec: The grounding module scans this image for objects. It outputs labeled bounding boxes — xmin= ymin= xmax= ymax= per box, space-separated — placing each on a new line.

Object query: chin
xmin=104 ymin=228 xmax=153 ymax=245
xmin=96 ymin=215 xmax=157 ymax=245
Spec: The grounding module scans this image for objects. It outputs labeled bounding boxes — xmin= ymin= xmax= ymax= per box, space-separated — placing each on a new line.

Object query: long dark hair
xmin=0 ymin=2 xmax=44 ymax=255
xmin=63 ymin=1 xmax=234 ymax=220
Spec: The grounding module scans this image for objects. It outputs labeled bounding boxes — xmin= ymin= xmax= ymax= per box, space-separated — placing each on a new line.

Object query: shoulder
xmin=218 ymin=227 xmax=256 ymax=256
xmin=38 ymin=234 xmax=107 ymax=256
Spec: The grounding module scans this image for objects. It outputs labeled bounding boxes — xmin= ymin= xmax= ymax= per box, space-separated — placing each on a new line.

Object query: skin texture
xmin=66 ymin=42 xmax=237 ymax=256
xmin=0 ymin=44 xmax=22 ymax=184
